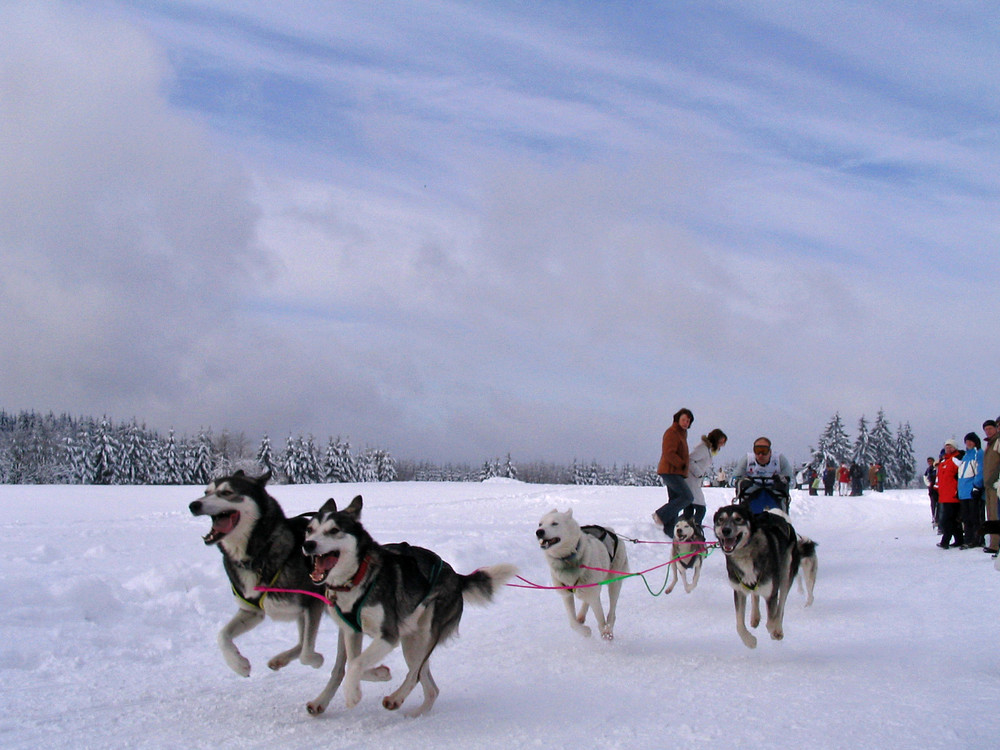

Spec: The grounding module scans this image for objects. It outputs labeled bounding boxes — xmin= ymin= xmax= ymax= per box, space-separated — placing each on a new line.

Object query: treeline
xmin=809 ymin=409 xmax=917 ymax=488
xmin=1 ymin=407 xmax=918 ymax=488
xmin=0 ymin=410 xmax=396 ymax=485
xmin=397 ymin=455 xmax=661 ymax=486
xmin=0 ymin=409 xmax=661 ymax=487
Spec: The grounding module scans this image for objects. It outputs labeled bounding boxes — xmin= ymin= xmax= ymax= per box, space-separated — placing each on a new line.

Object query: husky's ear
xmin=318 ymin=497 xmax=338 ymax=515
xmin=565 ymin=508 xmax=573 ymax=518
xmin=343 ymin=495 xmax=363 ymax=519
xmin=258 ymin=469 xmax=272 ymax=485
xmin=233 ymin=469 xmax=246 ymax=478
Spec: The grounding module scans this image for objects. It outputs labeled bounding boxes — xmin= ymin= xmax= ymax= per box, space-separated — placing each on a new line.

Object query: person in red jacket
xmin=936 ymin=439 xmax=963 ymax=549
xmin=652 ymin=407 xmax=694 ymax=539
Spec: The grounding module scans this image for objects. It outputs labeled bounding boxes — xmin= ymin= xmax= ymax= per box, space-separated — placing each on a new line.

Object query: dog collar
xmin=555 ymin=539 xmax=583 ymax=565
xmin=328 ymin=556 xmax=370 ymax=592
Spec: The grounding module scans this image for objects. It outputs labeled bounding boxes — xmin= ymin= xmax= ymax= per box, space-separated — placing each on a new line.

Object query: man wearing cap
xmin=732 ymin=437 xmax=795 ymax=514
xmin=936 ymin=439 xmax=963 ymax=549
xmin=983 ymin=419 xmax=999 ymax=554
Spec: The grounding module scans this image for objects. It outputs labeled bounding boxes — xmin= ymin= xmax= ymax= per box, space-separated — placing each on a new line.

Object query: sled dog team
xmin=189 ymin=470 xmax=818 ymax=717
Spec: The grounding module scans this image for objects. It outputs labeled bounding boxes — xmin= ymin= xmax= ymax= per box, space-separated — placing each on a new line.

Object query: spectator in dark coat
xmin=822 ymin=464 xmax=836 ymax=496
xmin=923 ymin=457 xmax=938 ymax=528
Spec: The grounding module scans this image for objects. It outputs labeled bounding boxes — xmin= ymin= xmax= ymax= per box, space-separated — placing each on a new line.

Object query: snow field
xmin=1 ymin=482 xmax=998 ymax=750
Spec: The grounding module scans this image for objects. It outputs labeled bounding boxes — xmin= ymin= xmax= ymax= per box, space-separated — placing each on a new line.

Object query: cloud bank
xmin=2 ymin=1 xmax=997 ymax=466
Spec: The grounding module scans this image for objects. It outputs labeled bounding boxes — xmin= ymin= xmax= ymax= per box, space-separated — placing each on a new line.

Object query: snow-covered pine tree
xmin=870 ymin=409 xmax=894 ymax=470
xmin=851 ymin=416 xmax=875 ymax=468
xmin=322 ymin=436 xmax=356 ymax=482
xmin=356 ymin=449 xmax=379 ymax=482
xmin=90 ymin=417 xmax=119 ymax=485
xmin=162 ymin=429 xmax=182 ymax=484
xmin=811 ymin=412 xmax=852 ymax=468
xmin=502 ymin=453 xmax=518 ymax=480
xmin=304 ymin=435 xmax=322 ymax=483
xmin=281 ymin=435 xmax=303 ymax=484
xmin=892 ymin=422 xmax=916 ymax=488
xmin=373 ymin=449 xmax=396 ymax=482
xmin=189 ymin=429 xmax=215 ymax=485
xmin=479 ymin=458 xmax=498 ymax=482
xmin=256 ymin=434 xmax=275 ymax=475
xmin=117 ymin=420 xmax=152 ymax=485
xmin=65 ymin=421 xmax=93 ymax=484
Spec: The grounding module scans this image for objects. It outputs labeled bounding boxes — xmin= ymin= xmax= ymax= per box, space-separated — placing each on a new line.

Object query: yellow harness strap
xmin=232 ymin=568 xmax=283 ymax=610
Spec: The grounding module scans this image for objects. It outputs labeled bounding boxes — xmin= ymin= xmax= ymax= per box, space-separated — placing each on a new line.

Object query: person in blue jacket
xmin=957 ymin=432 xmax=985 ymax=548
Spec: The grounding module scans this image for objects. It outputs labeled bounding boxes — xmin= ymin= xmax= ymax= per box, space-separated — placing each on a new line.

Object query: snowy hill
xmin=2 ymin=482 xmax=997 ymax=749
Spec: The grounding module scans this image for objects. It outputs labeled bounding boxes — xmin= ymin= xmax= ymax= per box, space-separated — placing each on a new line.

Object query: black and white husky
xmin=302 ymin=495 xmax=517 ymax=717
xmin=663 ymin=516 xmax=706 ymax=594
xmin=536 ymin=508 xmax=629 ymax=640
xmin=713 ymin=504 xmax=817 ymax=649
xmin=188 ymin=470 xmax=326 ymax=676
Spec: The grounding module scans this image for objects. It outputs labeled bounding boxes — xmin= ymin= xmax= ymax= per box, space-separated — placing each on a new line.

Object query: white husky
xmin=535 ymin=509 xmax=628 ymax=640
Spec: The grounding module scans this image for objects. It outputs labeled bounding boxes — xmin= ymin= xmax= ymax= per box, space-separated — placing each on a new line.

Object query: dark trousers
xmin=938 ymin=503 xmax=964 ymax=547
xmin=655 ymin=474 xmax=694 ymax=536
xmin=960 ymin=495 xmax=984 ymax=546
xmin=682 ymin=503 xmax=706 ymax=526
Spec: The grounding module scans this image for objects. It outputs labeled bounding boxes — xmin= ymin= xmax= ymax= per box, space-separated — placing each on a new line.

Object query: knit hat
xmin=944 ymin=439 xmax=959 ymax=450
xmin=984 ymin=419 xmax=997 ymax=429
xmin=964 ymin=432 xmax=982 ymax=449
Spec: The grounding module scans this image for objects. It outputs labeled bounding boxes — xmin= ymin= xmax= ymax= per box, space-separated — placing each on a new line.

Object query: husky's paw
xmin=575 ymin=612 xmax=587 ymax=624
xmin=267 ymin=655 xmax=290 ymax=671
xmin=306 ymin=700 xmax=326 ymax=716
xmin=749 ymin=612 xmax=761 ymax=629
xmin=299 ymin=652 xmax=325 ymax=669
xmin=769 ymin=627 xmax=784 ymax=641
xmin=224 ymin=652 xmax=252 ymax=678
xmin=344 ymin=683 xmax=362 ymax=709
xmin=600 ymin=628 xmax=614 ymax=641
xmin=364 ymin=665 xmax=392 ymax=682
xmin=739 ymin=632 xmax=758 ymax=649
xmin=573 ymin=624 xmax=593 ymax=638
xmin=382 ymin=696 xmax=402 ymax=711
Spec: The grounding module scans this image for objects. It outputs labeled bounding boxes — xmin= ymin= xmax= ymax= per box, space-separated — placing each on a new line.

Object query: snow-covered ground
xmin=1 ymin=480 xmax=998 ymax=749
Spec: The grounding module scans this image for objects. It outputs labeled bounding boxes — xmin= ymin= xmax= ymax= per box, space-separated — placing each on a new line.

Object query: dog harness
xmin=330 ymin=550 xmax=444 ymax=633
xmin=581 ymin=525 xmax=620 ymax=562
xmin=232 ymin=567 xmax=283 ymax=610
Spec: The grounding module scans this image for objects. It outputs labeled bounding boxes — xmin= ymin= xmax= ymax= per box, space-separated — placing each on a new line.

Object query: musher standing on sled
xmin=732 ymin=436 xmax=795 ymax=514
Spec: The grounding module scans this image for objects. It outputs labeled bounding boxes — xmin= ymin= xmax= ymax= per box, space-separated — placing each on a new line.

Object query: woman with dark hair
xmin=682 ymin=428 xmax=728 ymax=525
xmin=652 ymin=408 xmax=694 ymax=538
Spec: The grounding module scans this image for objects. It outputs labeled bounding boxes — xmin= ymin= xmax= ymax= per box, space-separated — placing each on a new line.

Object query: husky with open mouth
xmin=663 ymin=516 xmax=706 ymax=594
xmin=713 ymin=504 xmax=817 ymax=649
xmin=536 ymin=508 xmax=629 ymax=640
xmin=302 ymin=495 xmax=517 ymax=717
xmin=189 ymin=470 xmax=327 ymax=677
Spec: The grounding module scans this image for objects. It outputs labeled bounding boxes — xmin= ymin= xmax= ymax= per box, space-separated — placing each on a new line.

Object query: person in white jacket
xmin=682 ymin=428 xmax=728 ymax=525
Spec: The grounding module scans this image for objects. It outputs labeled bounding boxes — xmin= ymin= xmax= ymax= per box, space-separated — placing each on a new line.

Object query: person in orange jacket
xmin=652 ymin=407 xmax=694 ymax=539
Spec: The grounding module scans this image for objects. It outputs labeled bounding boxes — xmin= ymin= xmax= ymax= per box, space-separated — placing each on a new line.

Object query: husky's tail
xmin=797 ymin=536 xmax=818 ymax=559
xmin=796 ymin=536 xmax=818 ymax=606
xmin=461 ymin=564 xmax=518 ymax=605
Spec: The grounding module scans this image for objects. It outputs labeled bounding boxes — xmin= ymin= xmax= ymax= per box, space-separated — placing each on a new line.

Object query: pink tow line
xmin=509 ymin=540 xmax=717 ymax=591
xmin=254 ymin=586 xmax=333 ymax=606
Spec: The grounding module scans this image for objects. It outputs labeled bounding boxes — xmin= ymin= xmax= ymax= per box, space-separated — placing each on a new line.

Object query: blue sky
xmin=2 ymin=0 xmax=998 ymax=467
